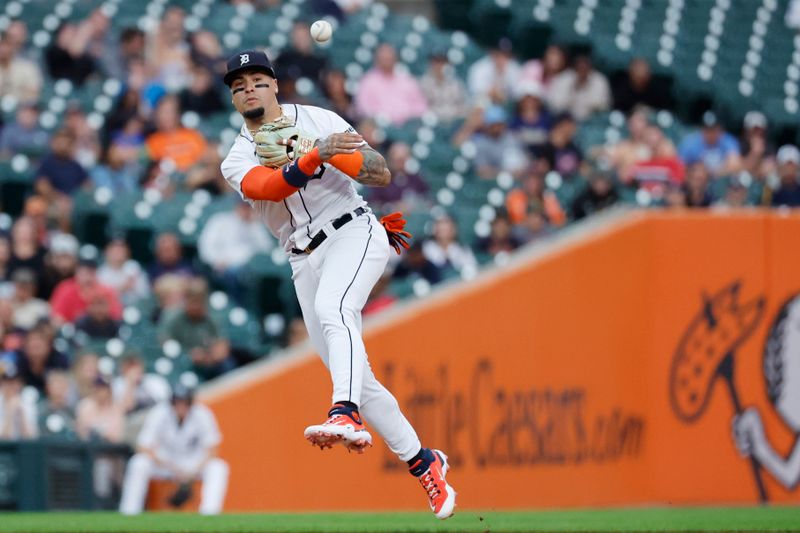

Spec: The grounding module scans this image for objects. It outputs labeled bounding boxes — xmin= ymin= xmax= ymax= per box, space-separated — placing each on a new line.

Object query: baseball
xmin=310 ymin=20 xmax=332 ymax=43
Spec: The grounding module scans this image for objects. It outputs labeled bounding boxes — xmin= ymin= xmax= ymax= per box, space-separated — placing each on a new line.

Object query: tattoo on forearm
xmin=355 ymin=147 xmax=390 ymax=186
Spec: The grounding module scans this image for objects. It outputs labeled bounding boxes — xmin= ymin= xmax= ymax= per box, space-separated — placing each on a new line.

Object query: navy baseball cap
xmin=223 ymin=49 xmax=276 ymax=86
xmin=171 ymin=383 xmax=195 ymax=403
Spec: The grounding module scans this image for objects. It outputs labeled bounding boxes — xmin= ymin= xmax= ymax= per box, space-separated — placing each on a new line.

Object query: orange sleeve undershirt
xmin=240 ymin=149 xmax=324 ymax=202
xmin=240 ymin=149 xmax=365 ymax=201
xmin=327 ymin=151 xmax=364 ymax=178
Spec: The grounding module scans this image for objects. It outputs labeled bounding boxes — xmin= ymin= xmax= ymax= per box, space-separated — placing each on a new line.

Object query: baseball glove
xmin=380 ymin=212 xmax=412 ymax=254
xmin=254 ymin=116 xmax=317 ymax=168
xmin=167 ymin=481 xmax=194 ymax=508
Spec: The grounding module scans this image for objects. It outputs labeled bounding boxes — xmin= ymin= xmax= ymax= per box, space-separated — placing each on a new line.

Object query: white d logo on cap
xmin=239 ymin=54 xmax=250 ymax=66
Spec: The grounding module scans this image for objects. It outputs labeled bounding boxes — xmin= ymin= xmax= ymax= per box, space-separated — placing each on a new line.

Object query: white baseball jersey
xmin=221 ymin=104 xmax=367 ymax=252
xmin=137 ymin=402 xmax=221 ymax=470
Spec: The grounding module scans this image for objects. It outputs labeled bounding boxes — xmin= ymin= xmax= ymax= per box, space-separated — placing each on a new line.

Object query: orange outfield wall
xmin=203 ymin=211 xmax=800 ymax=510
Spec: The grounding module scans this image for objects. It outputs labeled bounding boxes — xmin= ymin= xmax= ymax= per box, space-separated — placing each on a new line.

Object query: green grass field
xmin=0 ymin=507 xmax=799 ymax=533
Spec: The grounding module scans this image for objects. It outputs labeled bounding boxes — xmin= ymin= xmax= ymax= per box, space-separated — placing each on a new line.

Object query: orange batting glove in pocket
xmin=380 ymin=212 xmax=412 ymax=255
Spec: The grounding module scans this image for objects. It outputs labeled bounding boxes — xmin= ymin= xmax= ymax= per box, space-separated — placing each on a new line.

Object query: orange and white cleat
xmin=410 ymin=449 xmax=457 ymax=519
xmin=304 ymin=404 xmax=373 ymax=453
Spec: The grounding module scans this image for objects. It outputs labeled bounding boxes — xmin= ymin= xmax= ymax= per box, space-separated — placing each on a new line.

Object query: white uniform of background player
xmin=119 ymin=387 xmax=228 ymax=515
xmin=218 ymin=49 xmax=455 ymax=519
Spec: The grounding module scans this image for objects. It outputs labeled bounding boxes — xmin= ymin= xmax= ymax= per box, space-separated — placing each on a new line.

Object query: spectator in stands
xmin=505 ymin=169 xmax=566 ymax=227
xmin=571 ymin=165 xmax=620 ymax=220
xmin=612 ymin=57 xmax=673 ymax=113
xmin=105 ymin=80 xmax=148 ymax=146
xmin=547 ymin=53 xmax=610 ymax=121
xmin=0 ymin=297 xmax=25 ymax=353
xmin=322 ymin=69 xmax=358 ymax=125
xmin=475 ymin=211 xmax=521 ymax=257
xmin=678 ymin=111 xmax=741 ymax=178
xmin=5 ymin=20 xmax=30 ymax=59
xmin=392 ymin=241 xmax=442 ymax=286
xmin=0 ymin=362 xmax=38 ymax=439
xmin=179 ymin=63 xmax=225 ymax=117
xmin=148 ymin=232 xmax=195 ymax=283
xmin=0 ymin=103 xmax=49 ymax=159
xmin=189 ymin=30 xmax=226 ymax=80
xmin=10 ymin=269 xmax=49 ymax=331
xmin=147 ymin=6 xmax=191 ymax=92
xmin=663 ymin=183 xmax=688 ymax=209
xmin=45 ymin=22 xmax=98 ymax=86
xmin=13 ymin=322 xmax=70 ymax=394
xmin=151 ymin=275 xmax=188 ymax=324
xmin=627 ymin=124 xmax=685 ymax=195
xmin=197 ymin=200 xmax=273 ymax=303
xmin=467 ymin=37 xmax=520 ymax=105
xmin=275 ymin=20 xmax=329 ymax=85
xmin=97 ymin=239 xmax=150 ymax=306
xmin=184 ymin=141 xmax=229 ymax=195
xmin=770 ymin=145 xmax=800 ymax=207
xmin=75 ymin=292 xmax=121 ymax=340
xmin=519 ymin=44 xmax=568 ymax=94
xmin=471 ymin=105 xmax=529 ymax=179
xmin=419 ymin=50 xmax=468 ymax=124
xmin=598 ymin=108 xmax=650 ymax=177
xmin=355 ymin=43 xmax=428 ymax=125
xmin=83 ymin=8 xmax=117 ymax=78
xmin=0 ymin=235 xmax=9 ymax=283
xmin=363 ymin=273 xmax=396 ymax=316
xmin=158 ymin=278 xmax=235 ymax=380
xmin=22 ymin=196 xmax=51 ymax=246
xmin=39 ymin=233 xmax=80 ymax=300
xmin=510 ymin=82 xmax=552 ymax=156
xmin=512 ymin=204 xmax=553 ymax=245
xmin=422 ymin=214 xmax=477 ymax=276
xmin=355 ymin=117 xmax=388 ymax=152
xmin=740 ymin=111 xmax=775 ymax=181
xmin=76 ymin=375 xmax=125 ymax=443
xmin=38 ymin=369 xmax=77 ymax=438
xmin=368 ymin=141 xmax=430 ymax=211
xmin=90 ymin=142 xmax=143 ymax=194
xmin=284 ymin=316 xmax=309 ymax=347
xmin=683 ymin=162 xmax=713 ymax=208
xmin=50 ymin=257 xmax=123 ymax=326
xmin=112 ymin=353 xmax=169 ymax=416
xmin=7 ymin=217 xmax=47 ymax=287
xmin=713 ymin=174 xmax=751 ymax=209
xmin=119 ymin=383 xmax=228 ymax=515
xmin=332 ymin=0 xmax=373 ymax=13
xmin=69 ymin=350 xmax=99 ymax=404
xmin=105 ymin=27 xmax=146 ymax=81
xmin=145 ymin=95 xmax=208 ymax=172
xmin=35 ymin=128 xmax=89 ymax=231
xmin=539 ymin=113 xmax=583 ymax=178
xmin=65 ymin=103 xmax=102 ymax=169
xmin=0 ymin=32 xmax=42 ymax=104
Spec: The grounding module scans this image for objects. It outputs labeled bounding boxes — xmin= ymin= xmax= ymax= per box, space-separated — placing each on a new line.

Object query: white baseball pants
xmin=118 ymin=453 xmax=229 ymax=515
xmin=290 ymin=212 xmax=422 ymax=462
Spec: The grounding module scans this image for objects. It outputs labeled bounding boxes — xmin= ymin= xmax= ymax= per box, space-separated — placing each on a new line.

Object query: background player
xmin=219 ymin=49 xmax=456 ymax=519
xmin=119 ymin=384 xmax=228 ymax=515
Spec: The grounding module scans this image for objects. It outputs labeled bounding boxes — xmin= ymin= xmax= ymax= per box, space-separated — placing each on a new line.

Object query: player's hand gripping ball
xmin=310 ymin=20 xmax=332 ymax=43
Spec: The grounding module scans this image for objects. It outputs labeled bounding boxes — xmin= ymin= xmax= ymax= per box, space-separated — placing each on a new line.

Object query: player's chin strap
xmin=380 ymin=212 xmax=412 ymax=255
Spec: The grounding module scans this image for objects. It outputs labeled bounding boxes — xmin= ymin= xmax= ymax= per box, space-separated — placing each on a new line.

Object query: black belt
xmin=291 ymin=207 xmax=367 ymax=255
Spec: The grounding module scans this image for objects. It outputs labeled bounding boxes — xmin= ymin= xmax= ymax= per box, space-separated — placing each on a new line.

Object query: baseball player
xmin=219 ymin=49 xmax=456 ymax=519
xmin=118 ymin=384 xmax=228 ymax=515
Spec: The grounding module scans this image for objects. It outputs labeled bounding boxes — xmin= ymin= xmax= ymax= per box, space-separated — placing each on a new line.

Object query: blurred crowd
xmin=2 ymin=0 xmax=800 ymax=449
